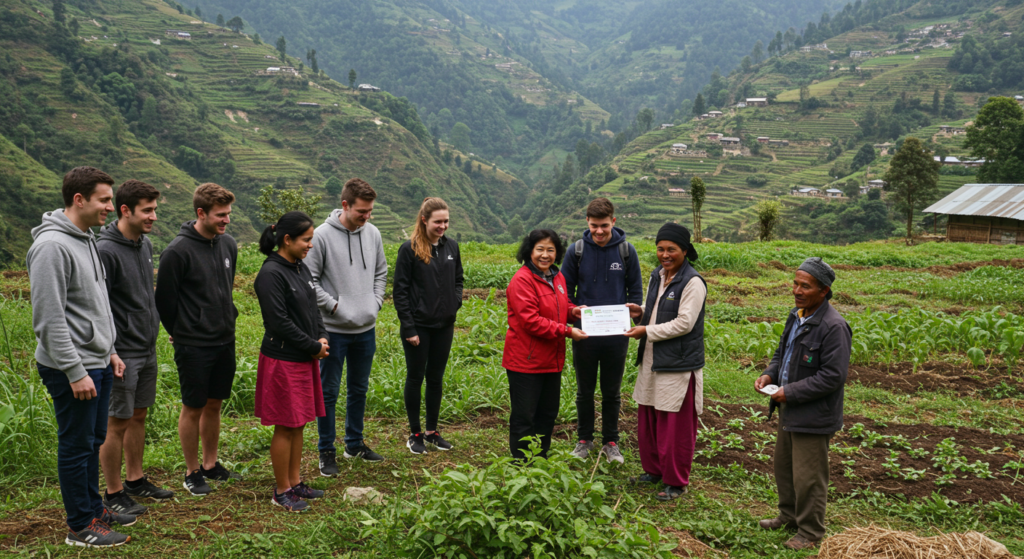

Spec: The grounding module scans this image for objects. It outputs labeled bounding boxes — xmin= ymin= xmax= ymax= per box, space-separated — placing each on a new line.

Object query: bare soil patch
xmin=831 ymin=258 xmax=1024 ymax=276
xmin=849 ymin=361 xmax=1024 ymax=396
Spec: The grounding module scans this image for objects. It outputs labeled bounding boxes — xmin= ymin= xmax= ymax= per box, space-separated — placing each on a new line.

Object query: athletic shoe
xmin=319 ymin=450 xmax=339 ymax=477
xmin=100 ymin=507 xmax=137 ymax=527
xmin=271 ymin=489 xmax=308 ymax=512
xmin=183 ymin=468 xmax=213 ymax=496
xmin=601 ymin=442 xmax=625 ymax=464
xmin=572 ymin=440 xmax=594 ymax=459
xmin=124 ymin=476 xmax=175 ymax=501
xmin=66 ymin=518 xmax=130 ymax=548
xmin=407 ymin=433 xmax=428 ymax=455
xmin=291 ymin=481 xmax=325 ymax=500
xmin=201 ymin=461 xmax=242 ymax=482
xmin=344 ymin=444 xmax=384 ymax=462
xmin=103 ymin=490 xmax=147 ymax=516
xmin=425 ymin=431 xmax=453 ymax=451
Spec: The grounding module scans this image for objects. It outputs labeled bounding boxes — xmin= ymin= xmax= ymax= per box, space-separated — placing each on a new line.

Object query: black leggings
xmin=402 ymin=325 xmax=455 ymax=434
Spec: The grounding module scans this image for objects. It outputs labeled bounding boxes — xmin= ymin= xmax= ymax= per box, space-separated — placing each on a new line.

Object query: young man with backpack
xmin=28 ymin=166 xmax=134 ymax=547
xmin=561 ymin=198 xmax=643 ymax=464
xmin=155 ymin=183 xmax=242 ymax=496
xmin=98 ymin=180 xmax=175 ymax=516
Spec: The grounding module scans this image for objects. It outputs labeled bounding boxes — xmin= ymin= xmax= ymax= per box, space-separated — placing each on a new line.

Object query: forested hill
xmin=531 ymin=0 xmax=1023 ymax=244
xmin=0 ymin=0 xmax=528 ymax=265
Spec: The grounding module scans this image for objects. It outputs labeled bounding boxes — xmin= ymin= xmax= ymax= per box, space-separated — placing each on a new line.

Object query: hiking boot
xmin=271 ymin=489 xmax=308 ymax=512
xmin=759 ymin=517 xmax=797 ymax=531
xmin=629 ymin=473 xmax=662 ymax=484
xmin=100 ymin=507 xmax=137 ymax=527
xmin=291 ymin=481 xmax=325 ymax=500
xmin=407 ymin=433 xmax=428 ymax=455
xmin=784 ymin=534 xmax=820 ymax=550
xmin=66 ymin=518 xmax=130 ymax=548
xmin=425 ymin=431 xmax=453 ymax=451
xmin=124 ymin=476 xmax=175 ymax=501
xmin=201 ymin=461 xmax=241 ymax=482
xmin=183 ymin=468 xmax=213 ymax=496
xmin=572 ymin=440 xmax=594 ymax=459
xmin=344 ymin=444 xmax=384 ymax=462
xmin=601 ymin=442 xmax=624 ymax=464
xmin=319 ymin=450 xmax=339 ymax=477
xmin=103 ymin=490 xmax=147 ymax=516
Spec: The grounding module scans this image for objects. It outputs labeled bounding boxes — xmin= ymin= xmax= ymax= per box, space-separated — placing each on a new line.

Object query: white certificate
xmin=759 ymin=384 xmax=780 ymax=396
xmin=579 ymin=305 xmax=631 ymax=336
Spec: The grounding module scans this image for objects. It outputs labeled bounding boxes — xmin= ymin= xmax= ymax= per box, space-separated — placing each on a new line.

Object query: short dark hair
xmin=586 ymin=197 xmax=615 ymax=219
xmin=62 ymin=166 xmax=114 ymax=207
xmin=115 ymin=180 xmax=161 ymax=218
xmin=193 ymin=183 xmax=235 ymax=215
xmin=516 ymin=229 xmax=565 ymax=265
xmin=341 ymin=178 xmax=377 ymax=206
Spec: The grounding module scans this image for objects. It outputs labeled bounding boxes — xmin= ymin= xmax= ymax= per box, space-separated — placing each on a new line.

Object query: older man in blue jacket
xmin=754 ymin=258 xmax=851 ymax=551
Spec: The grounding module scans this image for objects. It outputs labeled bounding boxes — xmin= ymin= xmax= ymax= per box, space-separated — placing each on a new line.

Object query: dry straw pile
xmin=818 ymin=525 xmax=1016 ymax=559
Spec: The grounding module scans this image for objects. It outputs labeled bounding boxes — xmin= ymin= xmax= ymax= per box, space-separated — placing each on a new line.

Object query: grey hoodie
xmin=97 ymin=220 xmax=159 ymax=358
xmin=26 ymin=210 xmax=117 ymax=383
xmin=305 ymin=209 xmax=388 ymax=334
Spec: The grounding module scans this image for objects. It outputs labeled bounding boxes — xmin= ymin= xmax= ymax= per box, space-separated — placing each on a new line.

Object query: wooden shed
xmin=924 ymin=184 xmax=1024 ymax=245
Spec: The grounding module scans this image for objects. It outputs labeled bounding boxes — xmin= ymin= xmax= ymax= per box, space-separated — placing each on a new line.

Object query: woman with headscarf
xmin=625 ymin=223 xmax=706 ymax=501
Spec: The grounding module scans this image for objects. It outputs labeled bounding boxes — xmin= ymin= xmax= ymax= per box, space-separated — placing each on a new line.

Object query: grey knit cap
xmin=798 ymin=257 xmax=835 ymax=299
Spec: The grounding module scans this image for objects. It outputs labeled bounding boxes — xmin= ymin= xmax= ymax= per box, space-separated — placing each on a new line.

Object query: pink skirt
xmin=254 ymin=354 xmax=326 ymax=428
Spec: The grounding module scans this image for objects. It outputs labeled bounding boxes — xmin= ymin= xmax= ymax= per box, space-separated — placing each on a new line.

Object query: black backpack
xmin=574 ymin=238 xmax=632 ymax=282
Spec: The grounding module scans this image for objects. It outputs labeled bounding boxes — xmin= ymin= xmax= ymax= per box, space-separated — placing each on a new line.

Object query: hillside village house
xmin=736 ymin=102 xmax=747 ymax=108
xmin=668 ymin=188 xmax=686 ymax=197
xmin=670 ymin=143 xmax=689 ymax=155
xmin=925 ymin=184 xmax=1024 ymax=245
xmin=707 ymin=133 xmax=723 ymax=141
xmin=708 ymin=111 xmax=723 ymax=118
xmin=358 ymin=84 xmax=382 ymax=92
xmin=261 ymin=66 xmax=299 ymax=76
xmin=660 ymin=124 xmax=674 ymax=130
xmin=791 ymin=187 xmax=821 ymax=197
xmin=757 ymin=137 xmax=770 ymax=144
xmin=720 ymin=137 xmax=741 ymax=146
xmin=768 ymin=139 xmax=790 ymax=147
xmin=746 ymin=97 xmax=768 ymax=107
xmin=850 ymin=50 xmax=872 ymax=58
xmin=939 ymin=125 xmax=966 ymax=135
xmin=296 ymin=102 xmax=320 ymax=107
xmin=825 ymin=188 xmax=845 ymax=199
xmin=164 ymin=30 xmax=191 ymax=39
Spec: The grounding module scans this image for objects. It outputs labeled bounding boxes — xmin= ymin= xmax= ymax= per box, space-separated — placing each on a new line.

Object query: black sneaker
xmin=100 ymin=507 xmax=137 ymax=527
xmin=343 ymin=444 xmax=384 ymax=462
xmin=425 ymin=431 xmax=453 ymax=451
xmin=319 ymin=450 xmax=339 ymax=477
xmin=407 ymin=433 xmax=428 ymax=455
xmin=271 ymin=489 xmax=308 ymax=512
xmin=201 ymin=461 xmax=242 ymax=482
xmin=103 ymin=490 xmax=147 ymax=516
xmin=66 ymin=518 xmax=130 ymax=547
xmin=183 ymin=469 xmax=213 ymax=496
xmin=124 ymin=476 xmax=175 ymax=501
xmin=291 ymin=481 xmax=324 ymax=500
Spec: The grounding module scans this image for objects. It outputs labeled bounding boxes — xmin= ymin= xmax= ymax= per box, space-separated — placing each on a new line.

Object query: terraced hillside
xmin=544 ymin=1 xmax=1021 ymax=243
xmin=0 ymin=0 xmax=525 ymax=260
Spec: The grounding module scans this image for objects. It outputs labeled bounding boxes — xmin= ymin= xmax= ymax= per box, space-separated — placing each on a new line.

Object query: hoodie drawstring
xmin=88 ymin=235 xmax=102 ymax=282
xmin=347 ymin=232 xmax=353 ymax=265
xmin=359 ymin=234 xmax=366 ymax=269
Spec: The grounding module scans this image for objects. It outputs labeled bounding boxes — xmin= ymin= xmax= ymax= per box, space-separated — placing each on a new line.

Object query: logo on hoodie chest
xmin=224 ymin=257 xmax=230 ymax=269
xmin=558 ymin=285 xmax=564 ymax=294
xmin=609 ymin=262 xmax=622 ymax=271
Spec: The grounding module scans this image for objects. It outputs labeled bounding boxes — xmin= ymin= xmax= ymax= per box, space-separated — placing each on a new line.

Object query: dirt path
xmin=713 ymin=162 xmax=725 ymax=176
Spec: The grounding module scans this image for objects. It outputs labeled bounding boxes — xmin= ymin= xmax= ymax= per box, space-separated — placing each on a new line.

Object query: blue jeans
xmin=317 ymin=329 xmax=376 ymax=453
xmin=38 ymin=364 xmax=113 ymax=532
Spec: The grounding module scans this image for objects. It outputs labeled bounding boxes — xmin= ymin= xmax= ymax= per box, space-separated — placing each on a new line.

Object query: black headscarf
xmin=655 ymin=223 xmax=699 ymax=262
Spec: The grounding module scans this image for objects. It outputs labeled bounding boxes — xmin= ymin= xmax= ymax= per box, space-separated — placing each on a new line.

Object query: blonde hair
xmin=410 ymin=197 xmax=449 ymax=264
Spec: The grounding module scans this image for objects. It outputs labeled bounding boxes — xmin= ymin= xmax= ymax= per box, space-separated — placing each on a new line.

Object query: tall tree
xmin=690 ymin=176 xmax=706 ymax=242
xmin=964 ymin=97 xmax=1024 ymax=183
xmin=637 ymin=108 xmax=655 ymax=132
xmin=755 ymin=199 xmax=781 ymax=241
xmin=851 ymin=143 xmax=876 ymax=170
xmin=216 ymin=13 xmax=225 ymax=26
xmin=932 ymin=89 xmax=941 ymax=115
xmin=449 ymin=122 xmax=472 ymax=152
xmin=307 ymin=49 xmax=318 ymax=74
xmin=692 ymin=94 xmax=706 ymax=117
xmin=348 ymin=69 xmax=357 ymax=89
xmin=883 ymin=137 xmax=941 ymax=240
xmin=225 ymin=16 xmax=244 ymax=33
xmin=52 ymin=0 xmax=66 ymax=23
xmin=276 ymin=35 xmax=287 ymax=62
xmin=751 ymin=40 xmax=764 ymax=64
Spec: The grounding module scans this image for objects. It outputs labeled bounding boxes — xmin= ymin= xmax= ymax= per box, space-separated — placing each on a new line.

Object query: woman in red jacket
xmin=503 ymin=229 xmax=588 ymax=460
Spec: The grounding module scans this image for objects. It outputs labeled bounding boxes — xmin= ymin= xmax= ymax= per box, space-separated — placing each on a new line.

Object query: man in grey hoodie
xmin=306 ymin=178 xmax=388 ymax=474
xmin=27 ymin=166 xmax=131 ymax=548
xmin=97 ymin=180 xmax=176 ymax=517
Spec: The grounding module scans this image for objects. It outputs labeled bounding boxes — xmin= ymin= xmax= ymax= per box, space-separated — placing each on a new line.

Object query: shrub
xmin=360 ymin=443 xmax=675 ymax=558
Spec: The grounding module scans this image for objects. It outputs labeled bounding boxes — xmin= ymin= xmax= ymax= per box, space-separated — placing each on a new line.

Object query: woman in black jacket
xmin=253 ymin=211 xmax=329 ymax=513
xmin=393 ymin=197 xmax=464 ymax=455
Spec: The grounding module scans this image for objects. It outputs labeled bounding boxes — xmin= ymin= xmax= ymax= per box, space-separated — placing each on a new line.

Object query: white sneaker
xmin=601 ymin=442 xmax=624 ymax=464
xmin=572 ymin=440 xmax=594 ymax=459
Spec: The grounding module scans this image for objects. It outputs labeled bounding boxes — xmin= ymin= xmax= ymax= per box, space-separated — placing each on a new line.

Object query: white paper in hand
xmin=580 ymin=305 xmax=631 ymax=336
xmin=759 ymin=384 xmax=780 ymax=396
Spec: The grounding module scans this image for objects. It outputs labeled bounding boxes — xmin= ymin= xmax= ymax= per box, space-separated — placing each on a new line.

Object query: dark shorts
xmin=109 ymin=353 xmax=159 ymax=419
xmin=174 ymin=342 xmax=236 ymax=408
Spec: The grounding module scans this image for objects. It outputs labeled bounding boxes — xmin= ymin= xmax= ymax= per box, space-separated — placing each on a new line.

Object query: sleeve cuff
xmin=66 ymin=363 xmax=88 ymax=384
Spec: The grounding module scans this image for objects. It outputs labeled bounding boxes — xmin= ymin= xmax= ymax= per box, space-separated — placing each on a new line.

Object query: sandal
xmin=655 ymin=485 xmax=688 ymax=501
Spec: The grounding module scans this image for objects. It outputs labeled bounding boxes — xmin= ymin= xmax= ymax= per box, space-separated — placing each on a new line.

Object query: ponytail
xmin=259 ymin=211 xmax=315 ymax=256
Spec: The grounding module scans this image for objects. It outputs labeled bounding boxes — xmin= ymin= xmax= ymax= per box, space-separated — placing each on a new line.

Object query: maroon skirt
xmin=254 ymin=354 xmax=326 ymax=428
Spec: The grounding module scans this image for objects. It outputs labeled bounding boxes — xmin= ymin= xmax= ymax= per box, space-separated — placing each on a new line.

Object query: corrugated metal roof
xmin=924 ymin=184 xmax=1024 ymax=221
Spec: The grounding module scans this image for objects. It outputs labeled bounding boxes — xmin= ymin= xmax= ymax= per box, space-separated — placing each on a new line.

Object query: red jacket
xmin=502 ymin=264 xmax=576 ymax=373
